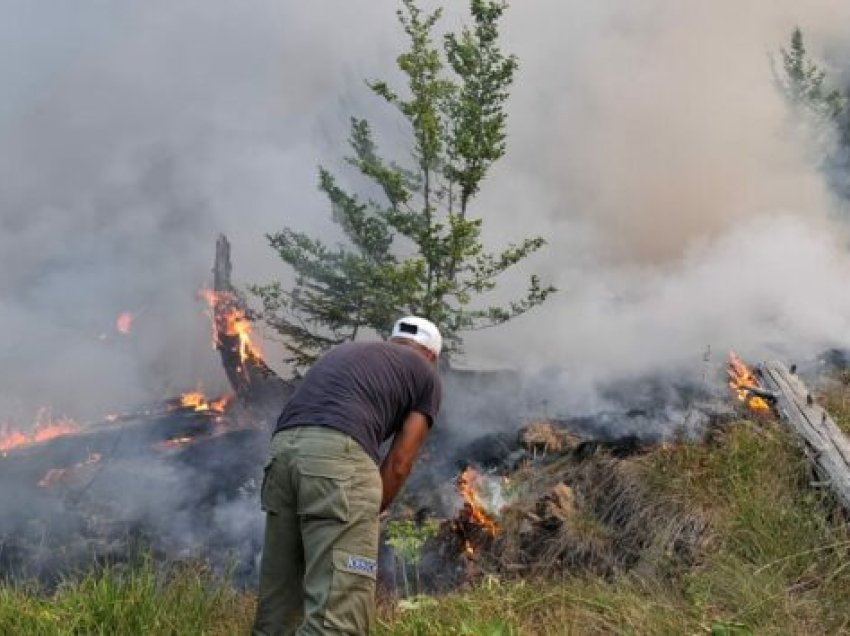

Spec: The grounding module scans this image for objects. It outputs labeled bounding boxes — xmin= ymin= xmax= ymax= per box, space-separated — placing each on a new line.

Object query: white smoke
xmin=468 ymin=0 xmax=850 ymax=388
xmin=2 ymin=0 xmax=850 ymax=421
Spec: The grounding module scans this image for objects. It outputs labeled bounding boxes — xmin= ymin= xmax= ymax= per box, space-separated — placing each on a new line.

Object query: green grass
xmin=5 ymin=398 xmax=850 ymax=635
xmin=0 ymin=560 xmax=254 ymax=635
xmin=646 ymin=421 xmax=850 ymax=633
xmin=374 ymin=577 xmax=700 ymax=635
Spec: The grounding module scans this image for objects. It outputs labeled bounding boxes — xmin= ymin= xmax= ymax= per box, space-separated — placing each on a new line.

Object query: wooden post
xmin=759 ymin=361 xmax=850 ymax=511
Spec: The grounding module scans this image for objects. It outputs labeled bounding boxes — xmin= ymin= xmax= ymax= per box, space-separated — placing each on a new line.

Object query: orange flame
xmin=199 ymin=290 xmax=263 ymax=368
xmin=0 ymin=430 xmax=28 ymax=453
xmin=179 ymin=391 xmax=208 ymax=411
xmin=209 ymin=393 xmax=235 ymax=413
xmin=457 ymin=467 xmax=500 ymax=537
xmin=728 ymin=352 xmax=770 ymax=412
xmin=116 ymin=311 xmax=134 ymax=335
xmin=177 ymin=389 xmax=234 ymax=414
xmin=0 ymin=408 xmax=81 ymax=453
xmin=155 ymin=436 xmax=196 ymax=451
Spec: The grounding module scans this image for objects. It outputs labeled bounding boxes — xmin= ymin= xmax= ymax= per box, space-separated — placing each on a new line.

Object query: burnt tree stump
xmin=211 ymin=234 xmax=295 ymax=410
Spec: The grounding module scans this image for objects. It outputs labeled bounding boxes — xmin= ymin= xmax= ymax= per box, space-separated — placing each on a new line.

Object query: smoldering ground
xmin=3 ymin=0 xmax=850 ymax=582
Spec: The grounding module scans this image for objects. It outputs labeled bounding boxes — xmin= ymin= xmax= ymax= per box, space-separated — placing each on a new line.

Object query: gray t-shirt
xmin=274 ymin=341 xmax=442 ymax=464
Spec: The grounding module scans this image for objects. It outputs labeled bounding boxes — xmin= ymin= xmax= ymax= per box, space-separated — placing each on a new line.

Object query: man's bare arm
xmin=379 ymin=411 xmax=430 ymax=512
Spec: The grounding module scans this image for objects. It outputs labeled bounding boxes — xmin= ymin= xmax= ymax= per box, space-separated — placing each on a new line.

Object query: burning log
xmin=738 ymin=384 xmax=779 ymax=406
xmin=757 ymin=360 xmax=850 ymax=512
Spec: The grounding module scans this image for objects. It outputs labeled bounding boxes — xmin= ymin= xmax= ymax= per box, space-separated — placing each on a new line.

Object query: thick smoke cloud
xmin=470 ymin=0 xmax=850 ymax=387
xmin=3 ymin=0 xmax=850 ymax=423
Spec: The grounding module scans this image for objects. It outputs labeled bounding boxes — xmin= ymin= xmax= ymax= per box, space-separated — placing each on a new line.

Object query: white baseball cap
xmin=391 ymin=316 xmax=442 ymax=357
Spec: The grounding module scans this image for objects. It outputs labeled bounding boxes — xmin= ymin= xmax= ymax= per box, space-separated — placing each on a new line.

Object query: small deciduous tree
xmin=252 ymin=0 xmax=553 ymax=366
xmin=385 ymin=518 xmax=439 ymax=597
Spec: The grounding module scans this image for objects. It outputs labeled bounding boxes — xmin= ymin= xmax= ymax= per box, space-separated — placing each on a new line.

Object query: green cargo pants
xmin=253 ymin=426 xmax=382 ymax=636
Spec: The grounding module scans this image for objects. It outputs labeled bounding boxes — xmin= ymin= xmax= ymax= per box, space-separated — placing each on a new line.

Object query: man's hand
xmin=379 ymin=411 xmax=430 ymax=512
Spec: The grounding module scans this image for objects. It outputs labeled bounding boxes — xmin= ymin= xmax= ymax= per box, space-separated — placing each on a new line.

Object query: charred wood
xmin=211 ymin=234 xmax=295 ymax=412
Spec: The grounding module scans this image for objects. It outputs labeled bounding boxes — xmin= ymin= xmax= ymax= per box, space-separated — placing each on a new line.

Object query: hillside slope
xmin=4 ymin=382 xmax=850 ymax=635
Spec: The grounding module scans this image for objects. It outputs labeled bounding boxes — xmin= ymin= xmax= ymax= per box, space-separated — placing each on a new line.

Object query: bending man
xmin=253 ymin=316 xmax=442 ymax=635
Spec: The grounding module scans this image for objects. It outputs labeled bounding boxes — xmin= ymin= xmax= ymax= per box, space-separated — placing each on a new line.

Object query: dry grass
xmin=489 ymin=443 xmax=711 ymax=583
xmin=381 ymin=397 xmax=850 ymax=634
xmin=818 ymin=375 xmax=850 ymax=435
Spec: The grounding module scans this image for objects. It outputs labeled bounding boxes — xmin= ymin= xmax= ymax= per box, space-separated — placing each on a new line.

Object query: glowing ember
xmin=116 ymin=311 xmax=134 ymax=335
xmin=0 ymin=408 xmax=81 ymax=453
xmin=728 ymin=352 xmax=770 ymax=412
xmin=209 ymin=393 xmax=235 ymax=413
xmin=200 ymin=290 xmax=264 ymax=368
xmin=457 ymin=467 xmax=500 ymax=537
xmin=156 ymin=436 xmax=196 ymax=451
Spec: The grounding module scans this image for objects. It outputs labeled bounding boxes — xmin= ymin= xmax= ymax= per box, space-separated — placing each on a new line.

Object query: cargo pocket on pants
xmin=260 ymin=458 xmax=279 ymax=514
xmin=323 ymin=548 xmax=377 ymax=634
xmin=297 ymin=458 xmax=355 ymax=521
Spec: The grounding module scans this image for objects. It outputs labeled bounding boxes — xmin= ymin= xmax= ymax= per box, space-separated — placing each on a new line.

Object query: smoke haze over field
xmin=469 ymin=0 xmax=850 ymax=385
xmin=3 ymin=1 xmax=850 ymax=424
